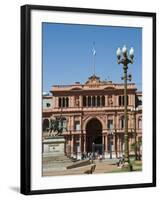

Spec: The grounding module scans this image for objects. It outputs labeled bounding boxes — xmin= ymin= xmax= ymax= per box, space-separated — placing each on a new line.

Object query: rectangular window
xmin=120 ymin=118 xmax=125 ymax=129
xmin=74 ymin=121 xmax=80 ymax=131
xmin=107 ymin=120 xmax=114 ymax=129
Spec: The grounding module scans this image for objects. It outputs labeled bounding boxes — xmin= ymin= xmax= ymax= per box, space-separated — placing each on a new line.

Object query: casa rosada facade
xmin=42 ymin=75 xmax=142 ymax=159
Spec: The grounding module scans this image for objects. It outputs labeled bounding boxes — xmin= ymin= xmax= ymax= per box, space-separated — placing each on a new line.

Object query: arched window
xmin=119 ymin=96 xmax=121 ymax=106
xmin=118 ymin=95 xmax=128 ymax=106
xmin=97 ymin=96 xmax=100 ymax=107
xmin=102 ymin=95 xmax=105 ymax=106
xmin=88 ymin=96 xmax=91 ymax=107
xmin=83 ymin=96 xmax=86 ymax=107
xmin=62 ymin=97 xmax=65 ymax=107
xmin=122 ymin=96 xmax=124 ymax=106
xmin=58 ymin=97 xmax=61 ymax=108
xmin=66 ymin=97 xmax=69 ymax=107
xmin=92 ymin=96 xmax=96 ymax=107
xmin=59 ymin=97 xmax=69 ymax=108
xmin=43 ymin=119 xmax=49 ymax=131
xmin=120 ymin=116 xmax=125 ymax=129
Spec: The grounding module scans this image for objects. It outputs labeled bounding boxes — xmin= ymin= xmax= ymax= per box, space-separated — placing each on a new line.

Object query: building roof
xmin=50 ymin=75 xmax=137 ymax=96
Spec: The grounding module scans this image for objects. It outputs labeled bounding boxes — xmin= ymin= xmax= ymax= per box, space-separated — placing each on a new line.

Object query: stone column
xmin=56 ymin=97 xmax=59 ymax=108
xmin=76 ymin=134 xmax=82 ymax=159
xmin=80 ymin=95 xmax=83 ymax=107
xmin=82 ymin=131 xmax=86 ymax=153
xmin=112 ymin=95 xmax=115 ymax=106
xmin=115 ymin=133 xmax=118 ymax=158
xmin=100 ymin=96 xmax=102 ymax=107
xmin=112 ymin=134 xmax=116 ymax=158
xmin=116 ymin=95 xmax=119 ymax=107
xmin=102 ymin=132 xmax=105 ymax=154
xmin=104 ymin=134 xmax=108 ymax=158
xmin=84 ymin=133 xmax=86 ymax=153
xmin=117 ymin=115 xmax=120 ymax=130
xmin=71 ymin=116 xmax=74 ymax=131
xmin=106 ymin=115 xmax=108 ymax=130
xmin=105 ymin=95 xmax=108 ymax=107
xmin=91 ymin=96 xmax=93 ymax=107
xmin=81 ymin=134 xmax=83 ymax=153
xmin=127 ymin=95 xmax=130 ymax=106
xmin=103 ymin=134 xmax=105 ymax=151
xmin=128 ymin=133 xmax=132 ymax=154
xmin=68 ymin=116 xmax=71 ymax=130
xmin=129 ymin=94 xmax=132 ymax=106
xmin=132 ymin=94 xmax=135 ymax=106
xmin=53 ymin=97 xmax=56 ymax=108
xmin=116 ymin=134 xmax=120 ymax=157
xmin=70 ymin=134 xmax=74 ymax=157
xmin=129 ymin=114 xmax=132 ymax=131
xmin=68 ymin=96 xmax=71 ymax=108
xmin=68 ymin=132 xmax=71 ymax=156
xmin=120 ymin=134 xmax=124 ymax=156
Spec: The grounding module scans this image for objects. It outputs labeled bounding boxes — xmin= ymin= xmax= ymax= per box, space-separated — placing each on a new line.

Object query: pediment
xmin=104 ymin=86 xmax=115 ymax=90
xmin=70 ymin=87 xmax=82 ymax=91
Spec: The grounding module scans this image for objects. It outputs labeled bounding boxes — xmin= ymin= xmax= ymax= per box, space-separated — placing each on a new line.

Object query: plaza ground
xmin=43 ymin=159 xmax=142 ymax=177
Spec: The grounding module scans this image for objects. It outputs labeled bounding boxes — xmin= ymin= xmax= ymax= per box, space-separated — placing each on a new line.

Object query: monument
xmin=43 ymin=135 xmax=65 ymax=157
xmin=42 ymin=116 xmax=73 ymax=173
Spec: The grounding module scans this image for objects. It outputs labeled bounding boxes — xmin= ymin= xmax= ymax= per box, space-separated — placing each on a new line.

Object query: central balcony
xmin=47 ymin=105 xmax=135 ymax=113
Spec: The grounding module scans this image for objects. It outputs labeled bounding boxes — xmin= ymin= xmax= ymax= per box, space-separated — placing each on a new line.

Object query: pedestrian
xmin=99 ymin=154 xmax=102 ymax=162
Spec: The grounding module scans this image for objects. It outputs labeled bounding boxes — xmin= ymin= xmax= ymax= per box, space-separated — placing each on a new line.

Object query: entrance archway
xmin=86 ymin=118 xmax=102 ymax=153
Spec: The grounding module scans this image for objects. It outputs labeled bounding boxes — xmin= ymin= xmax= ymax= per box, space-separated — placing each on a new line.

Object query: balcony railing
xmin=43 ymin=105 xmax=138 ymax=113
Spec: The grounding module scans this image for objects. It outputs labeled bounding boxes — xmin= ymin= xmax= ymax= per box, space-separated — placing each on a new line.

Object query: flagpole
xmin=92 ymin=42 xmax=96 ymax=76
xmin=93 ymin=52 xmax=95 ymax=75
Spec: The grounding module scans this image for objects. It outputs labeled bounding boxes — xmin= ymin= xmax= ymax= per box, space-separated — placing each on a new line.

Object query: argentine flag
xmin=92 ymin=47 xmax=96 ymax=56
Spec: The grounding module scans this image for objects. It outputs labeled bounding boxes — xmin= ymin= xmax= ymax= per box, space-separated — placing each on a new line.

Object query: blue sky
xmin=42 ymin=23 xmax=142 ymax=93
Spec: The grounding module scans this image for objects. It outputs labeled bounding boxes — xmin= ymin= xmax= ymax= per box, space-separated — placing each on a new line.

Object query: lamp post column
xmin=131 ymin=108 xmax=138 ymax=160
xmin=124 ymin=64 xmax=129 ymax=164
xmin=134 ymin=111 xmax=137 ymax=160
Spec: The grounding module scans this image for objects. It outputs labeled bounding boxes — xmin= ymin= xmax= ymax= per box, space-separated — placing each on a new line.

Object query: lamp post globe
xmin=116 ymin=47 xmax=121 ymax=59
xmin=122 ymin=45 xmax=127 ymax=56
xmin=129 ymin=47 xmax=134 ymax=59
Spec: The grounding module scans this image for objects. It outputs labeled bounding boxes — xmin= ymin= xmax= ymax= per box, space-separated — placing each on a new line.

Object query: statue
xmin=49 ymin=117 xmax=67 ymax=136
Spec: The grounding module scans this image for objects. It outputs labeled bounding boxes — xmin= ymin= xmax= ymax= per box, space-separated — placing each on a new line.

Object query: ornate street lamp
xmin=131 ymin=107 xmax=139 ymax=160
xmin=117 ymin=45 xmax=134 ymax=170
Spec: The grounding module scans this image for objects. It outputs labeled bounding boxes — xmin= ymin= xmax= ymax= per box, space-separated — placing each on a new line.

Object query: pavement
xmin=43 ymin=158 xmax=119 ymax=177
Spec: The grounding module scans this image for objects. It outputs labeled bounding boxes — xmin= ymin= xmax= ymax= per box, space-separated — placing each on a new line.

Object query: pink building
xmin=43 ymin=75 xmax=142 ymax=159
